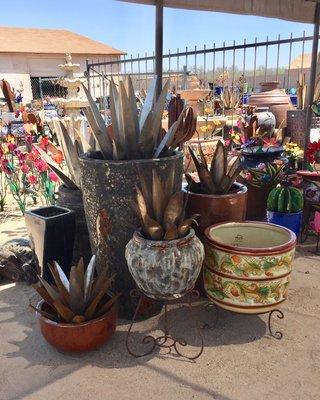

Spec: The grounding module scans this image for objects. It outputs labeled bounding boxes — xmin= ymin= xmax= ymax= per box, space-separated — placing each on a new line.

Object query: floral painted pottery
xmin=266 ymin=210 xmax=303 ymax=237
xmin=125 ymin=228 xmax=204 ymax=300
xmin=184 ymin=182 xmax=247 ymax=237
xmin=204 ymin=222 xmax=296 ymax=314
xmin=37 ymin=299 xmax=117 ymax=352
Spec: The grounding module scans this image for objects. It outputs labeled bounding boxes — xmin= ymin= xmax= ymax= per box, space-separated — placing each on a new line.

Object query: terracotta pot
xmin=245 ymin=184 xmax=274 ymax=221
xmin=125 ymin=229 xmax=204 ymax=300
xmin=249 ymin=82 xmax=293 ymax=127
xmin=37 ymin=299 xmax=117 ymax=352
xmin=204 ymin=221 xmax=296 ymax=314
xmin=184 ymin=182 xmax=248 ymax=237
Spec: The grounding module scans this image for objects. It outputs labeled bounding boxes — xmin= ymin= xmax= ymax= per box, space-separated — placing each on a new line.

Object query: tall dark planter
xmin=25 ymin=206 xmax=75 ymax=284
xmin=56 ymin=185 xmax=92 ymax=265
xmin=79 ymin=151 xmax=183 ymax=318
xmin=245 ymin=184 xmax=272 ymax=221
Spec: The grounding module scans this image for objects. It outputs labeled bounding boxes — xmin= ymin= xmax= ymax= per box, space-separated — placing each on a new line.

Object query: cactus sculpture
xmin=267 ymin=185 xmax=303 ymax=213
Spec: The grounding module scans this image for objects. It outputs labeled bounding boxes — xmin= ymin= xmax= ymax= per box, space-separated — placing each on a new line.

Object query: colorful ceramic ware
xmin=204 ymin=222 xmax=296 ymax=314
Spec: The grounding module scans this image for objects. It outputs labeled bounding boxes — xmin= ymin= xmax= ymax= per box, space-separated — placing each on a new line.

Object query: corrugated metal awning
xmin=118 ymin=0 xmax=317 ymax=23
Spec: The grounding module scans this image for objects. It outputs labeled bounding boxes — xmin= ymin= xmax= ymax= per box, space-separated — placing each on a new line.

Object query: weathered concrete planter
xmin=125 ymin=229 xmax=204 ymax=300
xmin=79 ymin=151 xmax=183 ymax=317
xmin=184 ymin=182 xmax=247 ymax=237
xmin=204 ymin=222 xmax=296 ymax=314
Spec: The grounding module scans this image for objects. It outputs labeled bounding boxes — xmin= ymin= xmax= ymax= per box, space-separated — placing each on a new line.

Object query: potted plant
xmin=204 ymin=221 xmax=296 ymax=314
xmin=125 ymin=169 xmax=204 ymax=299
xmin=30 ymin=255 xmax=119 ymax=352
xmin=79 ymin=77 xmax=194 ymax=317
xmin=241 ymin=162 xmax=285 ymax=221
xmin=185 ymin=140 xmax=247 ymax=236
xmin=266 ymin=184 xmax=304 ymax=236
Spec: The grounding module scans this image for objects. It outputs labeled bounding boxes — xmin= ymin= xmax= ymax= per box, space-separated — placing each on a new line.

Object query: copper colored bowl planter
xmin=184 ymin=182 xmax=248 ymax=237
xmin=125 ymin=229 xmax=204 ymax=300
xmin=204 ymin=222 xmax=296 ymax=314
xmin=37 ymin=300 xmax=117 ymax=352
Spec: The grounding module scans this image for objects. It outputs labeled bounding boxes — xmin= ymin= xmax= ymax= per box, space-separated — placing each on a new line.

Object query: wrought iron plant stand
xmin=126 ymin=289 xmax=204 ymax=359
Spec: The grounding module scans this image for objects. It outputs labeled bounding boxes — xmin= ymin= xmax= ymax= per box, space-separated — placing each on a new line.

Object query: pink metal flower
xmin=48 ymin=171 xmax=59 ymax=182
xmin=28 ymin=174 xmax=37 ymax=185
xmin=21 ymin=164 xmax=30 ymax=174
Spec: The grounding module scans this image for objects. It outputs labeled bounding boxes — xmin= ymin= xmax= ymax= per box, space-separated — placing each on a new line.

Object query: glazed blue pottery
xmin=266 ymin=210 xmax=302 ymax=236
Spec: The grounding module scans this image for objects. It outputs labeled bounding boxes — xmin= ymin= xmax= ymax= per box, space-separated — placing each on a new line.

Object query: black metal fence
xmin=86 ymin=31 xmax=315 ymax=104
xmin=31 ymin=77 xmax=69 ymax=100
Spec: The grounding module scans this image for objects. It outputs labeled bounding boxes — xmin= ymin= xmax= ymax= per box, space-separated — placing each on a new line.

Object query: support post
xmin=304 ymin=1 xmax=320 ymax=165
xmin=155 ymin=0 xmax=163 ymax=98
xmin=86 ymin=59 xmax=91 ymax=94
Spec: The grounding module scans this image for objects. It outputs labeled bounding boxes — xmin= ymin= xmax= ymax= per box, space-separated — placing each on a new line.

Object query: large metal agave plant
xmin=82 ymin=76 xmax=190 ymax=160
xmin=134 ymin=168 xmax=199 ymax=241
xmin=30 ymin=255 xmax=119 ymax=323
xmin=186 ymin=140 xmax=242 ymax=195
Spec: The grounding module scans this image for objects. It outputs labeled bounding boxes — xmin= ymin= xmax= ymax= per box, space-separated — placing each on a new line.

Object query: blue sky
xmin=1 ymin=0 xmax=314 ymax=61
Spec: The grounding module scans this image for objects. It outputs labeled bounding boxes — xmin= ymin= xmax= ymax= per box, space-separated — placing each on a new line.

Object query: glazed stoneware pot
xmin=266 ymin=210 xmax=302 ymax=237
xmin=25 ymin=206 xmax=75 ymax=284
xmin=37 ymin=299 xmax=117 ymax=352
xmin=56 ymin=185 xmax=92 ymax=265
xmin=204 ymin=221 xmax=296 ymax=314
xmin=79 ymin=151 xmax=183 ymax=318
xmin=184 ymin=182 xmax=247 ymax=237
xmin=125 ymin=229 xmax=204 ymax=300
xmin=245 ymin=184 xmax=273 ymax=221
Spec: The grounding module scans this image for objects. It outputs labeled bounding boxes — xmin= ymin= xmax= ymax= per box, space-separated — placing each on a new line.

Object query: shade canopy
xmin=119 ymin=0 xmax=317 ymax=24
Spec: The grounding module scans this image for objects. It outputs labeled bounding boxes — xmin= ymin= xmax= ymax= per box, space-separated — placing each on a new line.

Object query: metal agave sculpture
xmin=30 ymin=255 xmax=119 ymax=323
xmin=186 ymin=140 xmax=242 ymax=195
xmin=82 ymin=76 xmax=193 ymax=160
xmin=134 ymin=168 xmax=199 ymax=241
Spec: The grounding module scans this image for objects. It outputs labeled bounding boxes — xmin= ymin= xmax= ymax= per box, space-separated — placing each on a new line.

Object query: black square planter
xmin=25 ymin=205 xmax=75 ymax=284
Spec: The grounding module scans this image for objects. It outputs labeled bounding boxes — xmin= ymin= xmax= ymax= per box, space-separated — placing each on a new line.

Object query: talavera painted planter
xmin=125 ymin=229 xmax=204 ymax=300
xmin=204 ymin=222 xmax=296 ymax=314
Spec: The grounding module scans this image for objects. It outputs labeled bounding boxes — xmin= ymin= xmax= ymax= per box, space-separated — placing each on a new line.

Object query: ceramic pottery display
xmin=249 ymin=82 xmax=293 ymax=127
xmin=185 ymin=182 xmax=247 ymax=237
xmin=56 ymin=185 xmax=92 ymax=265
xmin=204 ymin=222 xmax=296 ymax=314
xmin=37 ymin=299 xmax=117 ymax=352
xmin=266 ymin=210 xmax=302 ymax=237
xmin=245 ymin=107 xmax=276 ymax=136
xmin=25 ymin=206 xmax=75 ymax=284
xmin=79 ymin=151 xmax=183 ymax=317
xmin=125 ymin=229 xmax=204 ymax=300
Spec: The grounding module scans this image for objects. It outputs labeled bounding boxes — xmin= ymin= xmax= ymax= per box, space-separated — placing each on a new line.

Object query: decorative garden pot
xmin=248 ymin=81 xmax=293 ymax=127
xmin=56 ymin=185 xmax=92 ymax=265
xmin=242 ymin=146 xmax=285 ymax=169
xmin=245 ymin=107 xmax=276 ymax=136
xmin=245 ymin=184 xmax=273 ymax=221
xmin=79 ymin=151 xmax=183 ymax=318
xmin=37 ymin=299 xmax=117 ymax=352
xmin=184 ymin=182 xmax=248 ymax=237
xmin=125 ymin=229 xmax=204 ymax=300
xmin=204 ymin=221 xmax=296 ymax=314
xmin=266 ymin=210 xmax=303 ymax=237
xmin=25 ymin=206 xmax=75 ymax=284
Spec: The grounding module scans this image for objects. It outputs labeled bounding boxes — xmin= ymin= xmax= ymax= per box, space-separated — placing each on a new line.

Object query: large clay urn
xmin=249 ymin=82 xmax=293 ymax=127
xmin=184 ymin=182 xmax=248 ymax=238
xmin=79 ymin=151 xmax=183 ymax=318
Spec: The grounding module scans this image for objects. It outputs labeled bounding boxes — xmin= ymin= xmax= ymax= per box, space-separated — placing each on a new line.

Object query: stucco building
xmin=0 ymin=27 xmax=124 ymax=103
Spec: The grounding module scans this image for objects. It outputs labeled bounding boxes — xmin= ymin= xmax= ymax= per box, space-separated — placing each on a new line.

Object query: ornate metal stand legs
xmin=202 ymin=302 xmax=285 ymax=340
xmin=126 ymin=290 xmax=204 ymax=360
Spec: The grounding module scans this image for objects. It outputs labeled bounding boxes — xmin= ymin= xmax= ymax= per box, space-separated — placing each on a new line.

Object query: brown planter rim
xmin=132 ymin=228 xmax=195 ymax=249
xmin=36 ymin=298 xmax=117 ymax=328
xmin=183 ymin=181 xmax=247 ymax=199
xmin=79 ymin=150 xmax=183 ymax=165
xmin=204 ymin=221 xmax=296 ymax=256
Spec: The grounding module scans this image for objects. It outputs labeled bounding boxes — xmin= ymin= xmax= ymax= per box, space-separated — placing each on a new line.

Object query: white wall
xmin=0 ymin=53 xmax=120 ymax=102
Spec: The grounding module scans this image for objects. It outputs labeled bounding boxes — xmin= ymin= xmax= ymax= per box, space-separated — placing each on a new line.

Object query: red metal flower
xmin=306 ymin=140 xmax=320 ymax=163
xmin=262 ymin=137 xmax=279 ymax=149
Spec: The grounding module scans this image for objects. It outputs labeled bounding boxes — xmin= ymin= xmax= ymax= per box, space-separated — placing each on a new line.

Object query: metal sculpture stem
xmin=126 ymin=289 xmax=204 ymax=360
xmin=267 ymin=309 xmax=284 ymax=340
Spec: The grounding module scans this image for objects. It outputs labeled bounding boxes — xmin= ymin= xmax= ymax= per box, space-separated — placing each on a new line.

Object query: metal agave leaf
xmin=188 ymin=140 xmax=243 ymax=195
xmin=30 ymin=255 xmax=118 ymax=323
xmin=134 ymin=168 xmax=198 ymax=241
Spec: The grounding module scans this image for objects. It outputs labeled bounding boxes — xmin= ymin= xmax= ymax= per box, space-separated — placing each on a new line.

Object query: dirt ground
xmin=0 ymin=201 xmax=320 ymax=400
